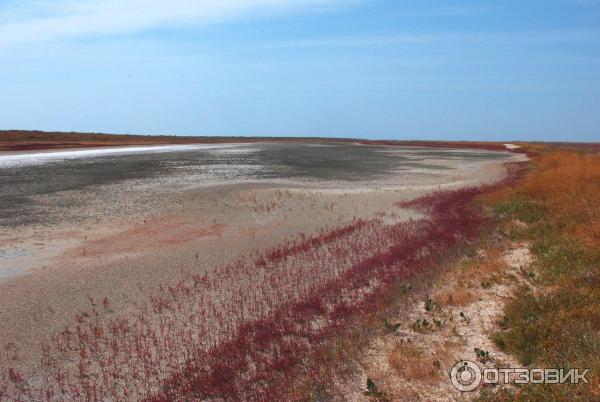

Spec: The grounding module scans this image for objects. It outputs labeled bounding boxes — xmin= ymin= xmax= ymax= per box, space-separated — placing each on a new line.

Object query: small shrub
xmin=424 ymin=296 xmax=438 ymax=312
xmin=363 ymin=378 xmax=387 ymax=398
xmin=383 ymin=318 xmax=401 ymax=334
xmin=474 ymin=347 xmax=491 ymax=363
xmin=412 ymin=318 xmax=432 ymax=332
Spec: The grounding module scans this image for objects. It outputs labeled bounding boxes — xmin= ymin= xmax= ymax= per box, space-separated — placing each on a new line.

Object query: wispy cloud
xmin=0 ymin=0 xmax=358 ymax=48
xmin=252 ymin=29 xmax=600 ymax=50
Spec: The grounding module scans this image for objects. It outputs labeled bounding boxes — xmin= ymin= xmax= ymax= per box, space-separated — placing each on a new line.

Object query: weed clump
xmin=363 ymin=378 xmax=387 ymax=399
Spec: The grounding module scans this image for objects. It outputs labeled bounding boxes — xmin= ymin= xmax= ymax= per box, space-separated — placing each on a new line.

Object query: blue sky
xmin=1 ymin=0 xmax=599 ymax=141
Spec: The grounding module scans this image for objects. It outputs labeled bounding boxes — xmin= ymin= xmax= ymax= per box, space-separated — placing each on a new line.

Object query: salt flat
xmin=0 ymin=142 xmax=525 ymax=389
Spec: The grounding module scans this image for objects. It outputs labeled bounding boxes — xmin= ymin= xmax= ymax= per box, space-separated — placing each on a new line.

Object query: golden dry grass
xmin=528 ymin=151 xmax=600 ymax=248
xmin=488 ymin=150 xmax=600 ymax=248
xmin=387 ymin=343 xmax=443 ymax=384
xmin=482 ymin=146 xmax=600 ymax=401
xmin=433 ymin=247 xmax=506 ymax=307
xmin=434 ymin=286 xmax=475 ymax=307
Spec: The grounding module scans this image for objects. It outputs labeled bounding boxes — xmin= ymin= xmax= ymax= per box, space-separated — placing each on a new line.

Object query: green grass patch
xmin=483 ymin=193 xmax=600 ymax=401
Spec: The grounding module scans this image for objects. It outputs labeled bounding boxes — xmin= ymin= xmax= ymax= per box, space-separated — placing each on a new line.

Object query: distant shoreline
xmin=1 ymin=129 xmax=520 ymax=153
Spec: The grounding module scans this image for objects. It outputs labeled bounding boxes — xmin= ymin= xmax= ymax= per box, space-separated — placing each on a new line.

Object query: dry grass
xmin=488 ymin=150 xmax=600 ymax=248
xmin=387 ymin=343 xmax=443 ymax=384
xmin=482 ymin=146 xmax=600 ymax=401
xmin=474 ymin=248 xmax=507 ymax=275
xmin=433 ymin=247 xmax=506 ymax=307
xmin=435 ymin=286 xmax=475 ymax=307
xmin=526 ymin=151 xmax=600 ymax=248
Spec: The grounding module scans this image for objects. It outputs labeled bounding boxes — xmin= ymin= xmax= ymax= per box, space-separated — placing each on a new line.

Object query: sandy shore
xmin=0 ymin=142 xmax=526 ymax=388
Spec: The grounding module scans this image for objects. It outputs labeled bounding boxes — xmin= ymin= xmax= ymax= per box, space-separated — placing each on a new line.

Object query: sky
xmin=1 ymin=0 xmax=599 ymax=141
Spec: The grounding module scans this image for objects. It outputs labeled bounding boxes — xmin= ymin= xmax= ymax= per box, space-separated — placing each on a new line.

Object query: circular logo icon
xmin=450 ymin=360 xmax=482 ymax=392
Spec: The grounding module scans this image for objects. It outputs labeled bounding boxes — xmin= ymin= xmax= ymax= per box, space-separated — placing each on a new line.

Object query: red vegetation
xmin=0 ymin=165 xmax=527 ymax=401
xmin=357 ymin=139 xmax=509 ymax=152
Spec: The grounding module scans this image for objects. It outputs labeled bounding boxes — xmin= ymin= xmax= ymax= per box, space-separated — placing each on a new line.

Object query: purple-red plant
xmin=0 ymin=166 xmax=527 ymax=401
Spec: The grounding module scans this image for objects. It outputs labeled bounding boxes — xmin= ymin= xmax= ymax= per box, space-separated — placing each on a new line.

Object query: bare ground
xmin=333 ymin=238 xmax=534 ymax=401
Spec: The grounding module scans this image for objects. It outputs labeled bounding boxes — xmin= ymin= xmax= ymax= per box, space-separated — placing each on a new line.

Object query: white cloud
xmin=0 ymin=0 xmax=357 ymax=48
